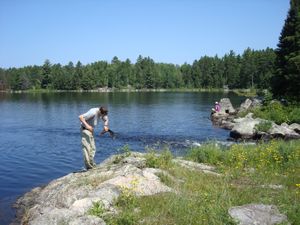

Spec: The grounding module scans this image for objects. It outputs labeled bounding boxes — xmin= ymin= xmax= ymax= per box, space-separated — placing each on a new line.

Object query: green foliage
xmin=107 ymin=182 xmax=139 ymax=225
xmin=254 ymin=121 xmax=273 ymax=132
xmin=87 ymin=201 xmax=105 ymax=217
xmin=112 ymin=144 xmax=132 ymax=164
xmin=272 ymin=0 xmax=300 ymax=101
xmin=1 ymin=48 xmax=277 ymax=91
xmin=145 ymin=148 xmax=173 ymax=169
xmin=120 ymin=144 xmax=131 ymax=157
xmin=107 ymin=211 xmax=137 ymax=225
xmin=106 ymin=140 xmax=300 ymax=225
xmin=115 ymin=186 xmax=137 ymax=209
xmin=156 ymin=172 xmax=175 ymax=187
xmin=187 ymin=140 xmax=300 ymax=173
xmin=238 ymin=101 xmax=300 ymax=125
xmin=186 ymin=143 xmax=226 ymax=165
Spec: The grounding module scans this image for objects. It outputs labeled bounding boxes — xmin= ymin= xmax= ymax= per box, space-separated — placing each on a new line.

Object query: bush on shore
xmin=238 ymin=101 xmax=300 ymax=124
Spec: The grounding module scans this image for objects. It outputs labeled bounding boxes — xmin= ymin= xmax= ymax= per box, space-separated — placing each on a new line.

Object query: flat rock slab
xmin=173 ymin=159 xmax=222 ymax=176
xmin=229 ymin=204 xmax=288 ymax=225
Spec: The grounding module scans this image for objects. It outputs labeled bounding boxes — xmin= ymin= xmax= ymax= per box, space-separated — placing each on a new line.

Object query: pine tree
xmin=41 ymin=59 xmax=52 ymax=89
xmin=272 ymin=0 xmax=300 ymax=101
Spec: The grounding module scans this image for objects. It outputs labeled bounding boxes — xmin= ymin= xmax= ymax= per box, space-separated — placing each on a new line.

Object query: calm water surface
xmin=0 ymin=92 xmax=244 ymax=224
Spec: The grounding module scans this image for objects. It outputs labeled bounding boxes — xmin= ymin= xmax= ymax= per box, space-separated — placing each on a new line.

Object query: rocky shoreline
xmin=12 ymin=152 xmax=219 ymax=225
xmin=211 ymin=98 xmax=300 ymax=141
xmin=12 ymin=152 xmax=289 ymax=225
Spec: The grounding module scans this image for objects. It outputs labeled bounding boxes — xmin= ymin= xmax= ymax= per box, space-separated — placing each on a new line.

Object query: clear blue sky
xmin=0 ymin=0 xmax=290 ymax=68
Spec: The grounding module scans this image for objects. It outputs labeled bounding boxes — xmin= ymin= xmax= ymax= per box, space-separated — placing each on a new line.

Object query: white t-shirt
xmin=81 ymin=108 xmax=108 ymax=128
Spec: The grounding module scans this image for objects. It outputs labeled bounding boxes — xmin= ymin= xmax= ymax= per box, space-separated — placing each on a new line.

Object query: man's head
xmin=99 ymin=106 xmax=108 ymax=115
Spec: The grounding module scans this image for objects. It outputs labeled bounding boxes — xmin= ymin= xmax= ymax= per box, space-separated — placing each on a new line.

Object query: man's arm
xmin=99 ymin=115 xmax=111 ymax=136
xmin=79 ymin=115 xmax=94 ymax=133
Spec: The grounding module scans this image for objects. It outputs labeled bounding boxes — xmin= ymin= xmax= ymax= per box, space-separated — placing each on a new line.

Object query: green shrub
xmin=88 ymin=201 xmax=105 ymax=217
xmin=288 ymin=107 xmax=300 ymax=123
xmin=186 ymin=143 xmax=226 ymax=165
xmin=115 ymin=186 xmax=137 ymax=209
xmin=156 ymin=172 xmax=175 ymax=187
xmin=186 ymin=140 xmax=300 ymax=173
xmin=255 ymin=101 xmax=288 ymax=124
xmin=120 ymin=144 xmax=131 ymax=157
xmin=145 ymin=151 xmax=160 ymax=168
xmin=113 ymin=212 xmax=137 ymax=225
xmin=107 ymin=211 xmax=137 ymax=225
xmin=145 ymin=148 xmax=173 ymax=169
xmin=255 ymin=121 xmax=272 ymax=132
xmin=113 ymin=144 xmax=132 ymax=164
xmin=239 ymin=101 xmax=300 ymax=125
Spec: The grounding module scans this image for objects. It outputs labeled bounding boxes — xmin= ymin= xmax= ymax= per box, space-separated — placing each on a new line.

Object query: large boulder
xmin=14 ymin=153 xmax=221 ymax=225
xmin=219 ymin=98 xmax=236 ymax=114
xmin=237 ymin=98 xmax=263 ymax=113
xmin=230 ymin=113 xmax=264 ymax=139
xmin=13 ymin=153 xmax=174 ymax=225
xmin=229 ymin=204 xmax=288 ymax=225
xmin=269 ymin=123 xmax=300 ymax=139
xmin=238 ymin=98 xmax=253 ymax=113
xmin=289 ymin=123 xmax=300 ymax=134
xmin=211 ymin=98 xmax=236 ymax=128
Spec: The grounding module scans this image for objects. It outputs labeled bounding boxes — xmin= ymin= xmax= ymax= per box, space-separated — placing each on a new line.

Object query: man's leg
xmin=89 ymin=134 xmax=96 ymax=167
xmin=81 ymin=129 xmax=96 ymax=169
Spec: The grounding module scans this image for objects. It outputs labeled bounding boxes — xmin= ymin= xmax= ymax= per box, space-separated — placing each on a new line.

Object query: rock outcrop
xmin=219 ymin=98 xmax=236 ymax=114
xmin=211 ymin=98 xmax=300 ymax=141
xmin=229 ymin=204 xmax=288 ymax=225
xmin=13 ymin=152 xmax=218 ymax=225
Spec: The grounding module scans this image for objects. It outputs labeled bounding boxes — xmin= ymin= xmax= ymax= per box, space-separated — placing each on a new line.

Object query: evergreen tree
xmin=191 ymin=60 xmax=202 ymax=88
xmin=272 ymin=0 xmax=300 ymax=100
xmin=41 ymin=59 xmax=52 ymax=89
xmin=180 ymin=63 xmax=193 ymax=88
xmin=223 ymin=50 xmax=240 ymax=88
xmin=239 ymin=48 xmax=256 ymax=88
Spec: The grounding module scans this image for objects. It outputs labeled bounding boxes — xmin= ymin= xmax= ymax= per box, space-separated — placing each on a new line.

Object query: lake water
xmin=0 ymin=91 xmax=244 ymax=224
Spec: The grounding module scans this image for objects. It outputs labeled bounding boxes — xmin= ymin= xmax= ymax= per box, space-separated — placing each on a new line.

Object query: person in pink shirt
xmin=211 ymin=101 xmax=221 ymax=114
xmin=215 ymin=101 xmax=221 ymax=112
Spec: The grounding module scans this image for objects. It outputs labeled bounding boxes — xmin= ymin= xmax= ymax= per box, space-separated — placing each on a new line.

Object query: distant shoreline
xmin=0 ymin=88 xmax=258 ymax=96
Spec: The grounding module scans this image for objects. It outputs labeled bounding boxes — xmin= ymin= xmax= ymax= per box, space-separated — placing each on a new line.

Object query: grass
xmin=91 ymin=141 xmax=300 ymax=224
xmin=232 ymin=88 xmax=258 ymax=97
xmin=144 ymin=148 xmax=173 ymax=169
xmin=88 ymin=201 xmax=105 ymax=217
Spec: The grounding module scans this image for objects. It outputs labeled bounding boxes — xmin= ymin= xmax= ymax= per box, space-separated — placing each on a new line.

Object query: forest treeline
xmin=0 ymin=0 xmax=299 ymax=102
xmin=0 ymin=47 xmax=275 ymax=91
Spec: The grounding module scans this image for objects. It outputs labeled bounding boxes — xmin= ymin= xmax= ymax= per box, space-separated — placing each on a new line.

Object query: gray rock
xmin=260 ymin=185 xmax=284 ymax=190
xmin=239 ymin=98 xmax=253 ymax=112
xmin=29 ymin=207 xmax=77 ymax=225
xmin=14 ymin=154 xmax=176 ymax=224
xmin=220 ymin=98 xmax=236 ymax=114
xmin=251 ymin=98 xmax=263 ymax=108
xmin=173 ymin=159 xmax=221 ymax=176
xmin=229 ymin=204 xmax=288 ymax=225
xmin=220 ymin=120 xmax=235 ymax=130
xmin=69 ymin=215 xmax=106 ymax=225
xmin=230 ymin=114 xmax=263 ymax=139
xmin=289 ymin=123 xmax=300 ymax=134
xmin=121 ymin=156 xmax=146 ymax=168
xmin=269 ymin=123 xmax=300 ymax=139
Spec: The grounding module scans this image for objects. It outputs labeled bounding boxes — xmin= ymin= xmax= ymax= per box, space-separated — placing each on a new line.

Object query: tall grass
xmin=94 ymin=141 xmax=300 ymax=225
